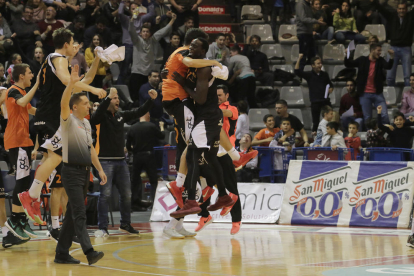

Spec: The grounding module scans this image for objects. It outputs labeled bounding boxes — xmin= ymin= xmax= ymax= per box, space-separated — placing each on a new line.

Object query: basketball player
xmin=18 ymin=28 xmax=106 ymax=224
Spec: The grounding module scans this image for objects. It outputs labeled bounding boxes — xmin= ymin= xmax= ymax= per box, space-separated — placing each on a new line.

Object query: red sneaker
xmin=207 ymin=195 xmax=234 ymax=212
xmin=32 ymin=200 xmax=44 ymax=224
xmin=220 ymin=193 xmax=238 ymax=216
xmin=231 ymin=221 xmax=241 ymax=235
xmin=18 ymin=191 xmax=37 ymax=223
xmin=201 ymin=186 xmax=215 ymax=202
xmin=233 ymin=150 xmax=258 ymax=168
xmin=195 ymin=215 xmax=214 ymax=232
xmin=166 ymin=181 xmax=185 ymax=208
xmin=170 ymin=200 xmax=201 ymax=218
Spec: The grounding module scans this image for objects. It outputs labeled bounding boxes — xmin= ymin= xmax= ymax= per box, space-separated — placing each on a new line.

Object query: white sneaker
xmin=163 ymin=227 xmax=185 ymax=239
xmin=176 ymin=227 xmax=197 ymax=237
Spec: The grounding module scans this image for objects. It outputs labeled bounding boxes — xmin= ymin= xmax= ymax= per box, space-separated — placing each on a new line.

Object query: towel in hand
xmin=95 ymin=44 xmax=125 ymax=65
xmin=211 ymin=65 xmax=229 ymax=80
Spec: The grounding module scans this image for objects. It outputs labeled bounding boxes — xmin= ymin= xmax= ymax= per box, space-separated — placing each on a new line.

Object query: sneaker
xmin=207 ymin=195 xmax=235 ymax=212
xmin=54 ymin=253 xmax=81 ymax=264
xmin=20 ymin=219 xmax=37 ymax=239
xmin=119 ymin=223 xmax=140 ymax=235
xmin=2 ymin=232 xmax=29 ymax=248
xmin=5 ymin=219 xmax=30 ymax=240
xmin=166 ymin=181 xmax=185 ymax=208
xmin=170 ymin=200 xmax=201 ymax=218
xmin=87 ymin=251 xmax=104 ymax=265
xmin=163 ymin=227 xmax=184 ymax=239
xmin=72 ymin=236 xmax=80 ymax=246
xmin=195 ymin=215 xmax=214 ymax=232
xmin=231 ymin=221 xmax=241 ymax=235
xmin=32 ymin=200 xmax=44 ymax=225
xmin=407 ymin=234 xmax=414 ymax=248
xmin=100 ymin=228 xmax=110 ymax=237
xmin=233 ymin=150 xmax=258 ymax=168
xmin=175 ymin=227 xmax=197 ymax=237
xmin=18 ymin=191 xmax=37 ymax=223
xmin=202 ymin=186 xmax=215 ymax=202
xmin=220 ymin=193 xmax=239 ymax=216
xmin=47 ymin=227 xmax=60 ymax=242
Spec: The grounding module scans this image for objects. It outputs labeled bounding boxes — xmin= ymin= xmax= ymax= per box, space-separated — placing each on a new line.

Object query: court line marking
xmin=296 ymin=254 xmax=414 ymax=267
xmin=78 ymin=262 xmax=172 ymax=276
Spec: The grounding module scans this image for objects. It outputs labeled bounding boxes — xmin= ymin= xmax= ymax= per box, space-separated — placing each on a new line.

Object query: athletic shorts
xmin=8 ymin=147 xmax=33 ymax=198
xmin=48 ymin=162 xmax=63 ymax=189
xmin=188 ymin=115 xmax=222 ymax=155
xmin=35 ymin=122 xmax=62 ymax=156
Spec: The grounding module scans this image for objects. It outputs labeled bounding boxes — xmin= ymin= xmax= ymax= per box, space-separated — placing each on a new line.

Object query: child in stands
xmin=366 ymin=118 xmax=388 ymax=147
xmin=323 ymin=122 xmax=346 ymax=150
xmin=270 ymin=118 xmax=296 ymax=153
xmin=312 ymin=105 xmax=333 ymax=147
xmin=345 ymin=121 xmax=362 ymax=160
xmin=252 ymin=114 xmax=285 ymax=147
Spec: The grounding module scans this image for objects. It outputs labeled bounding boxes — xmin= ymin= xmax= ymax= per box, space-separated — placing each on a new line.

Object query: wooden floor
xmin=2 ymin=222 xmax=414 ymax=276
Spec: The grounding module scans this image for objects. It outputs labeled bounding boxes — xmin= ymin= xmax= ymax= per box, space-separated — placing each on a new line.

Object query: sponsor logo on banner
xmin=198 ymin=5 xmax=225 ymax=14
xmin=200 ymin=24 xmax=232 ymax=33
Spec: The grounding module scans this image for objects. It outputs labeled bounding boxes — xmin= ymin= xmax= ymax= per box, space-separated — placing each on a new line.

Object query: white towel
xmin=211 ymin=65 xmax=229 ymax=80
xmin=95 ymin=44 xmax=125 ymax=65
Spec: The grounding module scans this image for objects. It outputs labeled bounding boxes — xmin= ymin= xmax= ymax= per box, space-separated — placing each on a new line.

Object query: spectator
xmin=339 ymin=79 xmax=364 ymax=132
xmin=85 ymin=34 xmax=109 ymax=102
xmin=38 ymin=6 xmax=64 ymax=54
xmin=0 ymin=64 xmax=6 ymax=87
xmin=177 ymin=16 xmax=193 ymax=43
xmin=274 ymin=99 xmax=310 ymax=147
xmin=169 ymin=0 xmax=200 ymax=29
xmin=270 ymin=118 xmax=296 ymax=152
xmin=154 ymin=0 xmax=172 ymax=29
xmin=9 ymin=0 xmax=24 ymax=23
xmin=67 ymin=15 xmax=86 ymax=46
xmin=139 ymin=70 xmax=163 ymax=121
xmin=25 ymin=46 xmax=44 ymax=85
xmin=0 ymin=12 xmax=13 ymax=54
xmin=206 ymin=33 xmax=230 ymax=66
xmin=236 ymin=133 xmax=259 ymax=182
xmin=11 ymin=6 xmax=42 ymax=57
xmin=228 ymin=45 xmax=257 ymax=108
xmin=224 ymin=33 xmax=236 ymax=48
xmin=128 ymin=16 xmax=175 ymax=102
xmin=312 ymin=0 xmax=334 ymax=42
xmin=332 ymin=1 xmax=366 ymax=44
xmin=322 ymin=121 xmax=346 ymax=150
xmin=235 ymin=100 xmax=249 ymax=147
xmin=400 ymin=74 xmax=414 ymax=117
xmin=84 ymin=17 xmax=112 ymax=50
xmin=0 ymin=0 xmax=10 ymax=22
xmin=58 ymin=0 xmax=80 ymax=22
xmin=252 ymin=114 xmax=279 ymax=146
xmin=80 ymin=0 xmax=101 ymax=28
xmin=312 ymin=105 xmax=333 ymax=147
xmin=345 ymin=121 xmax=361 ymax=159
xmin=70 ymin=40 xmax=89 ymax=76
xmin=295 ymin=54 xmax=333 ymax=133
xmin=27 ymin=0 xmax=47 ymax=23
xmin=242 ymin=35 xmax=274 ymax=86
xmin=367 ymin=35 xmax=379 ymax=44
xmin=6 ymin=53 xmax=22 ymax=85
xmin=366 ymin=118 xmax=388 ymax=147
xmin=375 ymin=0 xmax=414 ymax=87
xmin=344 ymin=43 xmax=394 ymax=127
xmin=161 ymin=31 xmax=180 ymax=68
xmin=270 ymin=0 xmax=293 ymax=39
xmin=296 ymin=0 xmax=325 ymax=70
xmin=102 ymin=0 xmax=122 ymax=45
xmin=352 ymin=0 xmax=381 ymax=32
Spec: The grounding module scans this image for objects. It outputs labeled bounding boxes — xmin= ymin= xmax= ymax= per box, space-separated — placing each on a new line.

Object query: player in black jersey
xmin=19 ymin=28 xmax=107 ymax=224
xmin=169 ymin=38 xmax=235 ymax=218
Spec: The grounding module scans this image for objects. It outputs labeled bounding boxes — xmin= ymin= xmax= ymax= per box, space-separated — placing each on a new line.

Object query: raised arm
xmin=15 ymin=70 xmax=41 ymax=107
xmin=81 ymin=47 xmax=101 ymax=85
xmin=153 ymin=13 xmax=176 ymax=41
xmin=122 ymin=89 xmax=156 ymax=121
xmin=129 ymin=20 xmax=142 ymax=46
xmin=61 ymin=64 xmax=83 ymax=121
xmin=376 ymin=105 xmax=390 ymax=133
xmin=182 ymin=57 xmax=223 ymax=69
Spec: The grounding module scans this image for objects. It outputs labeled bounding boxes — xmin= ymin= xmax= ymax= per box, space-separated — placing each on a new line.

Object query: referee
xmin=54 ymin=65 xmax=107 ymax=265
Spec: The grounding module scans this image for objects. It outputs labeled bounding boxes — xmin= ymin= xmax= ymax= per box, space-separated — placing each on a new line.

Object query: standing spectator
xmin=138 ymin=71 xmax=163 ymax=121
xmin=8 ymin=0 xmax=24 ymax=23
xmin=6 ymin=53 xmax=22 ymax=85
xmin=228 ymin=45 xmax=257 ymax=108
xmin=177 ymin=16 xmax=193 ymax=43
xmin=38 ymin=6 xmax=64 ymax=54
xmin=83 ymin=17 xmax=112 ymax=49
xmin=296 ymin=0 xmax=325 ymax=70
xmin=161 ymin=31 xmax=180 ymax=68
xmin=344 ymin=43 xmax=394 ymax=127
xmin=25 ymin=47 xmax=45 ymax=105
xmin=332 ymin=1 xmax=366 ymax=44
xmin=295 ymin=53 xmax=333 ymax=133
xmin=352 ymin=0 xmax=381 ymax=32
xmin=322 ymin=121 xmax=346 ymax=149
xmin=0 ymin=0 xmax=10 ymax=22
xmin=345 ymin=121 xmax=361 ymax=159
xmin=375 ymin=0 xmax=414 ymax=87
xmin=169 ymin=0 xmax=201 ymax=28
xmin=129 ymin=15 xmax=175 ymax=102
xmin=400 ymin=73 xmax=414 ymax=117
xmin=70 ymin=41 xmax=88 ymax=76
xmin=0 ymin=12 xmax=13 ymax=47
xmin=102 ymin=0 xmax=122 ymax=46
xmin=27 ymin=0 xmax=47 ymax=23
xmin=80 ymin=0 xmax=101 ymax=28
xmin=154 ymin=0 xmax=172 ymax=29
xmin=269 ymin=0 xmax=292 ymax=39
xmin=235 ymin=100 xmax=249 ymax=147
xmin=312 ymin=105 xmax=333 ymax=147
xmin=242 ymin=35 xmax=274 ymax=86
xmin=252 ymin=114 xmax=280 ymax=147
xmin=67 ymin=15 xmax=86 ymax=46
xmin=366 ymin=118 xmax=388 ymax=147
xmin=206 ymin=33 xmax=230 ymax=66
xmin=58 ymin=0 xmax=80 ymax=22
xmin=339 ymin=79 xmax=364 ymax=132
xmin=312 ymin=0 xmax=334 ymax=42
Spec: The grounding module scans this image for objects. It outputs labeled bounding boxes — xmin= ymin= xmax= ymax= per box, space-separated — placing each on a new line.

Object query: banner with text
xmin=198 ymin=5 xmax=226 ymax=14
xmin=279 ymin=161 xmax=414 ymax=228
xmin=150 ymin=181 xmax=285 ymax=223
xmin=199 ymin=24 xmax=232 ymax=34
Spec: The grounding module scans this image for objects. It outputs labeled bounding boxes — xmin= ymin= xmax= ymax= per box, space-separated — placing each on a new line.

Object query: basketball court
xmin=1 ymin=222 xmax=414 ymax=276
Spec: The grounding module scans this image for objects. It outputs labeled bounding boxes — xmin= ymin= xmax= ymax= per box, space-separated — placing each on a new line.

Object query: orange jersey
xmin=219 ymin=101 xmax=238 ymax=147
xmin=254 ymin=128 xmax=280 ymax=147
xmin=162 ymin=46 xmax=189 ymax=102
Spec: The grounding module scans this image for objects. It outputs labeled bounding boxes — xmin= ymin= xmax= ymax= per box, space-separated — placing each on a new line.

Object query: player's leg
xmin=219 ymin=129 xmax=240 ymax=161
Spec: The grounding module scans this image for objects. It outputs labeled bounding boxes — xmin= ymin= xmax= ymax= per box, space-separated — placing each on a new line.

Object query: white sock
xmin=166 ymin=218 xmax=178 ymax=230
xmin=228 ymin=148 xmax=240 ymax=161
xmin=176 ymin=173 xmax=186 ymax=188
xmin=175 ymin=219 xmax=184 ymax=231
xmin=51 ymin=216 xmax=60 ymax=229
xmin=2 ymin=226 xmax=8 ymax=237
xmin=29 ymin=179 xmax=44 ymax=199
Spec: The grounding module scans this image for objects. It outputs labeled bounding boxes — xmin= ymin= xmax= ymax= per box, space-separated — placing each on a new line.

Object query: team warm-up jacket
xmin=90 ymin=96 xmax=154 ymax=159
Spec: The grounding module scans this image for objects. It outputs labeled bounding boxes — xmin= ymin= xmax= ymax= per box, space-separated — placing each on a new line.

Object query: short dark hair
xmin=217 ymin=84 xmax=229 ymax=95
xmin=148 ymin=70 xmax=159 ymax=77
xmin=230 ymin=45 xmax=241 ymax=54
xmin=53 ymin=28 xmax=74 ymax=49
xmin=184 ymin=16 xmax=194 ymax=23
xmin=237 ymin=100 xmax=248 ymax=114
xmin=197 ymin=37 xmax=209 ymax=53
xmin=216 ymin=33 xmax=225 ymax=40
xmin=366 ymin=118 xmax=378 ymax=129
xmin=321 ymin=105 xmax=333 ymax=117
xmin=12 ymin=63 xmax=30 ymax=82
xmin=89 ymin=34 xmax=104 ymax=49
xmin=410 ymin=73 xmax=414 ymax=78
xmin=394 ymin=111 xmax=405 ymax=120
xmin=311 ymin=56 xmax=321 ymax=66
xmin=69 ymin=92 xmax=88 ymax=110
xmin=346 ymin=79 xmax=356 ymax=86
xmin=24 ymin=5 xmax=34 ymax=11
xmin=348 ymin=121 xmax=359 ymax=129
xmin=327 ymin=121 xmax=339 ymax=132
xmin=276 ymin=99 xmax=288 ymax=107
xmin=280 ymin=118 xmax=291 ymax=125
xmin=141 ymin=23 xmax=151 ymax=32
xmin=398 ymin=0 xmax=407 ymax=7
xmin=184 ymin=28 xmax=209 ymax=46
xmin=370 ymin=43 xmax=381 ymax=52
xmin=263 ymin=114 xmax=274 ymax=123
xmin=170 ymin=31 xmax=180 ymax=39
xmin=96 ymin=16 xmax=108 ymax=26
xmin=249 ymin=35 xmax=261 ymax=44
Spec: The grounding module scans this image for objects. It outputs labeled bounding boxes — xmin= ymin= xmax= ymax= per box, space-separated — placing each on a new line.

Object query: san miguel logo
xmin=349 ymin=167 xmax=413 ymax=221
xmin=289 ymin=166 xmax=350 ymax=219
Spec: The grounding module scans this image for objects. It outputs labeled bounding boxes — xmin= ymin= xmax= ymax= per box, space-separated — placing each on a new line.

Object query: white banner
xmin=150 ymin=181 xmax=285 ymax=223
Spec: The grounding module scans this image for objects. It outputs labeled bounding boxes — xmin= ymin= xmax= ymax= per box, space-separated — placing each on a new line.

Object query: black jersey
xmin=35 ymin=53 xmax=70 ymax=129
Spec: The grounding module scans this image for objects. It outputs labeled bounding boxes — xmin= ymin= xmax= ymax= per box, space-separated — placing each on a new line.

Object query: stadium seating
xmin=249 ymin=108 xmax=269 ymax=131
xmin=260 ymin=44 xmax=285 ymax=65
xmin=241 ymin=5 xmax=264 ymax=24
xmin=110 ymin=63 xmax=120 ymax=82
xmin=113 ymin=85 xmax=133 ymax=103
xmin=280 ymin=86 xmax=305 ymax=107
xmin=251 ymin=24 xmax=275 ymax=44
xmin=383 ymin=87 xmax=397 ymax=106
xmin=364 ymin=24 xmax=386 ymax=42
xmin=323 ymin=44 xmax=346 ymax=65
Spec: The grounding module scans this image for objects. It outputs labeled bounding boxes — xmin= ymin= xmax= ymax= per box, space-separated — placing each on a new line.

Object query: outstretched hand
xmin=69 ymin=64 xmax=84 ymax=85
xmin=148 ymin=89 xmax=158 ymax=99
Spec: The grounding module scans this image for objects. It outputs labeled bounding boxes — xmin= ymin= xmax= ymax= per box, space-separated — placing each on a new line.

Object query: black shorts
xmin=8 ymin=146 xmax=33 ymax=199
xmin=49 ymin=162 xmax=63 ymax=188
xmin=34 ymin=122 xmax=62 ymax=156
xmin=188 ymin=115 xmax=222 ymax=156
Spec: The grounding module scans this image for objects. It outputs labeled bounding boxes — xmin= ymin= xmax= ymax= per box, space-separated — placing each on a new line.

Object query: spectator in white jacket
xmin=322 ymin=121 xmax=346 ymax=150
xmin=235 ymin=100 xmax=249 ymax=147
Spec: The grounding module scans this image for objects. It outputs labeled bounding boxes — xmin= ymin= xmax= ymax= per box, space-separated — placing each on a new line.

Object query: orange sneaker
xmin=166 ymin=181 xmax=185 ymax=208
xmin=33 ymin=199 xmax=44 ymax=224
xmin=170 ymin=200 xmax=201 ymax=218
xmin=231 ymin=221 xmax=241 ymax=235
xmin=18 ymin=191 xmax=37 ymax=223
xmin=220 ymin=193 xmax=238 ymax=216
xmin=207 ymin=195 xmax=234 ymax=212
xmin=195 ymin=215 xmax=214 ymax=232
xmin=233 ymin=150 xmax=258 ymax=168
xmin=201 ymin=186 xmax=215 ymax=202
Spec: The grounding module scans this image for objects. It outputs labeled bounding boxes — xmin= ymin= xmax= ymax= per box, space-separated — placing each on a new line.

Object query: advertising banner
xmin=150 ymin=181 xmax=285 ymax=223
xmin=198 ymin=5 xmax=226 ymax=14
xmin=280 ymin=161 xmax=414 ymax=228
xmin=199 ymin=24 xmax=232 ymax=34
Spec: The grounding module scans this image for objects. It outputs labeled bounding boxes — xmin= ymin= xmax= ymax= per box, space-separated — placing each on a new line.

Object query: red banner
xmin=167 ymin=150 xmax=177 ymax=175
xmin=307 ymin=150 xmax=339 ymax=161
xmin=198 ymin=5 xmax=225 ymax=14
xmin=199 ymin=24 xmax=232 ymax=33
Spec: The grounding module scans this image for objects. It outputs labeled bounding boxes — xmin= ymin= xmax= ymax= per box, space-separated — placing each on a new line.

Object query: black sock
xmin=19 ymin=213 xmax=27 ymax=222
xmin=11 ymin=212 xmax=20 ymax=224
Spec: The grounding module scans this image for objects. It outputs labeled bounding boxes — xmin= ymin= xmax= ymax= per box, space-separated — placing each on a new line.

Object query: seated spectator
xmin=38 ymin=6 xmax=64 ymax=54
xmin=206 ymin=33 xmax=230 ymax=66
xmin=177 ymin=16 xmax=193 ymax=43
xmin=312 ymin=105 xmax=333 ymax=147
xmin=366 ymin=118 xmax=388 ymax=147
xmin=161 ymin=31 xmax=180 ymax=69
xmin=224 ymin=33 xmax=236 ymax=48
xmin=236 ymin=133 xmax=259 ymax=182
xmin=332 ymin=1 xmax=366 ymax=44
xmin=102 ymin=0 xmax=122 ymax=45
xmin=252 ymin=114 xmax=280 ymax=147
xmin=295 ymin=54 xmax=333 ymax=133
xmin=139 ymin=70 xmax=163 ymax=122
xmin=242 ymin=35 xmax=274 ymax=87
xmin=339 ymin=79 xmax=364 ymax=132
xmin=345 ymin=121 xmax=362 ymax=159
xmin=6 ymin=53 xmax=22 ymax=85
xmin=9 ymin=0 xmax=24 ymax=22
xmin=27 ymin=0 xmax=47 ymax=23
xmin=269 ymin=118 xmax=295 ymax=152
xmin=68 ymin=15 xmax=86 ymax=46
xmin=352 ymin=0 xmax=381 ymax=32
xmin=80 ymin=0 xmax=102 ymax=28
xmin=228 ymin=45 xmax=257 ymax=108
xmin=322 ymin=121 xmax=346 ymax=150
xmin=312 ymin=0 xmax=334 ymax=42
xmin=235 ymin=100 xmax=249 ymax=147
xmin=400 ymin=74 xmax=414 ymax=117
xmin=84 ymin=17 xmax=112 ymax=49
xmin=154 ymin=0 xmax=172 ymax=29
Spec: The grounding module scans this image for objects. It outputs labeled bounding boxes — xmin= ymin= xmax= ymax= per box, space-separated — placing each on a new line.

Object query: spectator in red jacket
xmin=37 ymin=6 xmax=64 ymax=54
xmin=345 ymin=121 xmax=362 ymax=160
xmin=339 ymin=79 xmax=364 ymax=133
